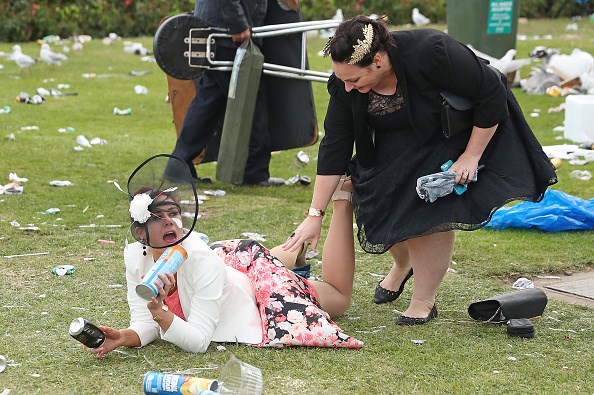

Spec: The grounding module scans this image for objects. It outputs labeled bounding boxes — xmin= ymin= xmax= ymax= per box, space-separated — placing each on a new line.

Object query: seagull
xmin=40 ymin=43 xmax=68 ymax=66
xmin=530 ymin=46 xmax=593 ymax=79
xmin=467 ymin=46 xmax=532 ymax=75
xmin=412 ymin=8 xmax=430 ymax=26
xmin=332 ymin=8 xmax=344 ymax=22
xmin=11 ymin=45 xmax=36 ymax=72
xmin=319 ymin=9 xmax=343 ymax=39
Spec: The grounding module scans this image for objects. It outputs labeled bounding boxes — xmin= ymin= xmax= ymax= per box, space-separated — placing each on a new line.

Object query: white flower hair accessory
xmin=115 ymin=180 xmax=179 ymax=224
xmin=348 ymin=23 xmax=374 ymax=65
xmin=129 ymin=193 xmax=153 ymax=224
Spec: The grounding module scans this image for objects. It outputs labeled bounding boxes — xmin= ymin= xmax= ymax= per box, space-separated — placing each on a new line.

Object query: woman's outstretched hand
xmin=87 ymin=326 xmax=122 ymax=359
xmin=282 ymin=216 xmax=324 ymax=253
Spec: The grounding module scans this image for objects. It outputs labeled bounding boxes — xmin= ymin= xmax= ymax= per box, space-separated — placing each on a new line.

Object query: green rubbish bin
xmin=447 ymin=0 xmax=521 ymax=58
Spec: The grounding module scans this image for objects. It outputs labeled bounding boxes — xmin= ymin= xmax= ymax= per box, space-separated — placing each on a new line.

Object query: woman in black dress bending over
xmin=283 ymin=16 xmax=556 ymax=325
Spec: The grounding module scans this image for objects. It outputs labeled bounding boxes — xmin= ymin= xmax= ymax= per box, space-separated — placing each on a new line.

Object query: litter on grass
xmin=286 ymin=175 xmax=312 ymax=185
xmin=486 ymin=189 xmax=594 ymax=231
xmin=203 ymin=190 xmax=226 ymax=197
xmin=294 ymin=150 xmax=310 ymax=167
xmin=49 ymin=180 xmax=72 ymax=187
xmin=3 ymin=252 xmax=49 ymax=259
xmin=52 ymin=265 xmax=76 ymax=276
xmin=512 ymin=278 xmax=535 ymax=289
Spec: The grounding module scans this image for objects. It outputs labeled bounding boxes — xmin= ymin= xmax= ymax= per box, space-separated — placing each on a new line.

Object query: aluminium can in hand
xmin=136 ymin=244 xmax=188 ymax=301
xmin=69 ymin=317 xmax=105 ymax=348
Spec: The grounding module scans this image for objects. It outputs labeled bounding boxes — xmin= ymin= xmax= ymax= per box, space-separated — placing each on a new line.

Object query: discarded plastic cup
xmin=90 ymin=137 xmax=108 ymax=145
xmin=57 ymin=83 xmax=70 ymax=89
xmin=569 ymin=170 xmax=592 ymax=181
xmin=37 ymin=87 xmax=50 ymax=97
xmin=76 ymin=135 xmax=92 ymax=148
xmin=45 ymin=208 xmax=61 ymax=214
xmin=0 ymin=106 xmax=11 ymax=114
xmin=134 ymin=85 xmax=148 ymax=94
xmin=58 ymin=127 xmax=75 ymax=133
xmin=512 ymin=277 xmax=534 ymax=289
xmin=294 ymin=150 xmax=310 ymax=168
xmin=113 ymin=107 xmax=132 ymax=115
xmin=28 ymin=95 xmax=45 ymax=105
xmin=218 ymin=355 xmax=263 ymax=395
xmin=0 ymin=354 xmax=6 ymax=373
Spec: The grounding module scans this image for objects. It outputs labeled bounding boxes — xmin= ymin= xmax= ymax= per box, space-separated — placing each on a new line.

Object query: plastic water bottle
xmin=0 ymin=106 xmax=11 ymax=114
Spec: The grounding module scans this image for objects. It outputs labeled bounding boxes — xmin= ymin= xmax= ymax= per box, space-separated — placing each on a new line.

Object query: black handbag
xmin=467 ymin=288 xmax=548 ymax=324
xmin=440 ymin=90 xmax=473 ymax=139
xmin=507 ymin=318 xmax=536 ymax=338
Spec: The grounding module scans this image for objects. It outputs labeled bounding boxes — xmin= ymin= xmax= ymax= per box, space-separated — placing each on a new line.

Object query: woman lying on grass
xmin=88 ymin=154 xmax=362 ymax=357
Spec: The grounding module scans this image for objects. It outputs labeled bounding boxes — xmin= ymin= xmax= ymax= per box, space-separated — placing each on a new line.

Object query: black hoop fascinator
xmin=125 ymin=154 xmax=198 ymax=249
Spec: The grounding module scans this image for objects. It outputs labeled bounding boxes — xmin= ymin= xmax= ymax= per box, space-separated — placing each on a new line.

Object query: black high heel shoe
xmin=396 ymin=305 xmax=438 ymax=326
xmin=373 ymin=268 xmax=413 ymax=304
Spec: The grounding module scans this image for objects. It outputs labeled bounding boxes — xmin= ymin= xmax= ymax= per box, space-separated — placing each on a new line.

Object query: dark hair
xmin=325 ymin=15 xmax=394 ymax=67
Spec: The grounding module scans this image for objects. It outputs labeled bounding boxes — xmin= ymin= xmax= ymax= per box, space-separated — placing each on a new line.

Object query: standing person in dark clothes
xmin=165 ymin=0 xmax=284 ymax=186
xmin=283 ymin=16 xmax=557 ymax=325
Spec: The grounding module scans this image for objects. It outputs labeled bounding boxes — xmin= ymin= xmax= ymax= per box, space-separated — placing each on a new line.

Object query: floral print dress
xmin=210 ymin=239 xmax=363 ymax=349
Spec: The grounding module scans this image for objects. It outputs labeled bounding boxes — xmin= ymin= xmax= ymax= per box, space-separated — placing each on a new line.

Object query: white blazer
xmin=125 ymin=232 xmax=262 ymax=353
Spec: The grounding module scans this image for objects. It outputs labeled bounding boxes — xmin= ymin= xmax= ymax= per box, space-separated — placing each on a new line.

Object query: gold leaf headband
xmin=348 ymin=23 xmax=374 ymax=64
xmin=321 ymin=23 xmax=375 ymax=64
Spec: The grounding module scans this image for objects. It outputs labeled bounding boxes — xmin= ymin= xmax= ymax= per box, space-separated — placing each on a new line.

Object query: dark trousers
xmin=169 ymin=46 xmax=271 ymax=184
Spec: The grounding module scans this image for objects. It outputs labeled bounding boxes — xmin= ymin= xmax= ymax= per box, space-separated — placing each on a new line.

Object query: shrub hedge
xmin=1 ymin=0 xmax=593 ymax=42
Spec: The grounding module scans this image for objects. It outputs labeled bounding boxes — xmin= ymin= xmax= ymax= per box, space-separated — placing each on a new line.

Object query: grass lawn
xmin=0 ymin=17 xmax=593 ymax=395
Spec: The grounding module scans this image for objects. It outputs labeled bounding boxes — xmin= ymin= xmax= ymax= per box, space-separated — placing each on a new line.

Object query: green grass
xmin=1 ymin=18 xmax=593 ymax=395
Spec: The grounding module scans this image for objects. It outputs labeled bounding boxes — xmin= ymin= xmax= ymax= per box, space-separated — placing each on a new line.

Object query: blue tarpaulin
xmin=486 ymin=189 xmax=594 ymax=231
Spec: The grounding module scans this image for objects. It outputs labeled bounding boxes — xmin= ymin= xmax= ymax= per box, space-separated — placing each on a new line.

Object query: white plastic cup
xmin=217 ymin=355 xmax=263 ymax=395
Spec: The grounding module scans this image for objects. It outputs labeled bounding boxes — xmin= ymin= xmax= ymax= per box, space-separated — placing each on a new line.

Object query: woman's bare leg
xmin=401 ymin=231 xmax=455 ymax=318
xmin=269 ymin=245 xmax=299 ymax=269
xmin=308 ymin=198 xmax=356 ymax=318
xmin=378 ymin=242 xmax=412 ymax=291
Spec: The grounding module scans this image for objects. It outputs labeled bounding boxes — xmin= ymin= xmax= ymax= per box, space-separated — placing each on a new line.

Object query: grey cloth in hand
xmin=416 ymin=171 xmax=456 ymax=203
